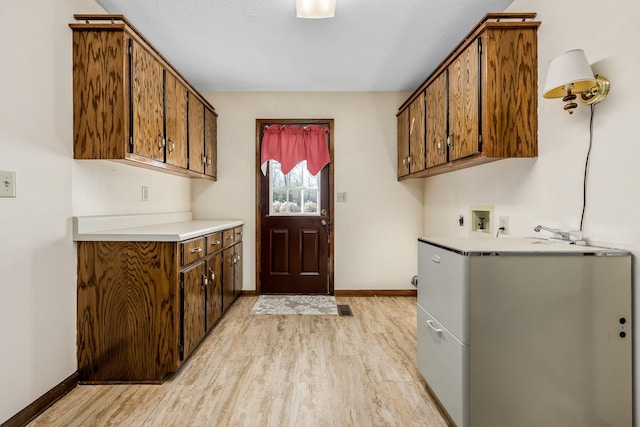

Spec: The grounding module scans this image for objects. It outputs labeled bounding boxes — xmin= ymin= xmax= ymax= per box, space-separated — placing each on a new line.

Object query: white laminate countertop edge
xmin=73 ymin=213 xmax=244 ymax=242
xmin=419 ymin=237 xmax=630 ymax=255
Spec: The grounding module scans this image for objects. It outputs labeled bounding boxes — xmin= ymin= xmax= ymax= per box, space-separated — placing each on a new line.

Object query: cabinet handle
xmin=206 ymin=156 xmax=212 ymax=166
xmin=167 ymin=139 xmax=175 ymax=153
xmin=211 ymin=240 xmax=221 ymax=245
xmin=426 ymin=320 xmax=443 ymax=333
xmin=209 ymin=269 xmax=215 ymax=282
xmin=191 ymin=247 xmax=203 ymax=253
xmin=226 ymin=235 xmax=235 ymax=241
xmin=447 ymin=135 xmax=453 ymax=151
xmin=202 ymin=273 xmax=208 ymax=287
xmin=158 ymin=134 xmax=165 ymax=151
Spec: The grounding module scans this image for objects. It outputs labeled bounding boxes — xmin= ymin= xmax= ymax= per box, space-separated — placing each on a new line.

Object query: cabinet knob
xmin=209 ymin=269 xmax=215 ymax=282
xmin=158 ymin=134 xmax=165 ymax=151
xmin=202 ymin=273 xmax=208 ymax=287
xmin=201 ymin=154 xmax=207 ymax=165
xmin=211 ymin=240 xmax=221 ymax=245
xmin=206 ymin=156 xmax=212 ymax=166
xmin=191 ymin=247 xmax=203 ymax=253
xmin=447 ymin=135 xmax=453 ymax=150
xmin=167 ymin=139 xmax=175 ymax=153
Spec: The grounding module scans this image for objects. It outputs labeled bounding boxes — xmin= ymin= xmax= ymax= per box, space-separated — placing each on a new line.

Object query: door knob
xmin=321 ymin=219 xmax=329 ymax=226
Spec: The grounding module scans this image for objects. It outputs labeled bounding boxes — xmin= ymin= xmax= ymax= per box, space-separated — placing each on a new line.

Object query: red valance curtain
xmin=260 ymin=124 xmax=330 ymax=176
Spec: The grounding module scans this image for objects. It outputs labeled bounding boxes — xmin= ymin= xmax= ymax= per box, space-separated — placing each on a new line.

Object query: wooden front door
xmin=257 ymin=120 xmax=333 ymax=295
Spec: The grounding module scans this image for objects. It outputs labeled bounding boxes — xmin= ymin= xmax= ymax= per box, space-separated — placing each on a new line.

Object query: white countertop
xmin=73 ymin=212 xmax=244 ymax=242
xmin=419 ymin=237 xmax=629 ymax=256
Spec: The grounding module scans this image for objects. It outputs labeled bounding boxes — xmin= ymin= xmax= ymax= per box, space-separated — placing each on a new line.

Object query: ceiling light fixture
xmin=543 ymin=49 xmax=610 ymax=114
xmin=296 ymin=0 xmax=336 ymax=19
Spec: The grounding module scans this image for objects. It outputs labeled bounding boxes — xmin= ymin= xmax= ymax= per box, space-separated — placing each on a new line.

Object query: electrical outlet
xmin=141 ymin=186 xmax=149 ymax=201
xmin=499 ymin=216 xmax=509 ymax=235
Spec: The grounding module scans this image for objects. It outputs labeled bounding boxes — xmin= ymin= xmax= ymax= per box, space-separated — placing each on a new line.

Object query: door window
xmin=269 ymin=160 xmax=320 ymax=216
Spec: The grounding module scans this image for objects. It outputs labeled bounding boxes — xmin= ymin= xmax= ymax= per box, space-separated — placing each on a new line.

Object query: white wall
xmin=192 ymin=92 xmax=424 ymax=291
xmin=0 ymin=0 xmax=191 ymax=423
xmin=423 ymin=0 xmax=640 ymax=418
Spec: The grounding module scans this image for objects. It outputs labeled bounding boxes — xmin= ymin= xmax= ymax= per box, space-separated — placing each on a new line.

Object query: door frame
xmin=255 ymin=118 xmax=335 ymax=295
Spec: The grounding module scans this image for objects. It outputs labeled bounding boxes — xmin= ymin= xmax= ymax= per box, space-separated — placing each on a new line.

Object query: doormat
xmin=251 ymin=295 xmax=338 ymax=315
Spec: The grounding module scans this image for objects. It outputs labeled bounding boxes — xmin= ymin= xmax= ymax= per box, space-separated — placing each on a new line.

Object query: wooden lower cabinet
xmin=77 ymin=225 xmax=242 ymax=383
xmin=222 ymin=228 xmax=243 ymax=311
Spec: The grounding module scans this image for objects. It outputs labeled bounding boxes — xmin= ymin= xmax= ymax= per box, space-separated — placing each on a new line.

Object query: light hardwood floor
xmin=29 ymin=296 xmax=450 ymax=426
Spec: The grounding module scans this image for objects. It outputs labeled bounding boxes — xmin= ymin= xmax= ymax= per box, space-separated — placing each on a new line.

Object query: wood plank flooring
xmin=28 ymin=296 xmax=450 ymax=426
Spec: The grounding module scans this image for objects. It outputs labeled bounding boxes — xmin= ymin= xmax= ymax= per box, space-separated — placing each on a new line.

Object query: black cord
xmin=580 ymin=104 xmax=595 ymax=232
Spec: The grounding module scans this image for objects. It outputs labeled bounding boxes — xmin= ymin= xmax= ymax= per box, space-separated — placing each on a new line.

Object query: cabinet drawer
xmin=206 ymin=232 xmax=223 ymax=254
xmin=234 ymin=226 xmax=243 ymax=242
xmin=181 ymin=237 xmax=205 ymax=266
xmin=418 ymin=241 xmax=469 ymax=343
xmin=417 ymin=305 xmax=468 ymax=427
xmin=223 ymin=229 xmax=236 ymax=248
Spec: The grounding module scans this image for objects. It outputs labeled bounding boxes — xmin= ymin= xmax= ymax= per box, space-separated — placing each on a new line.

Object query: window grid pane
xmin=269 ymin=160 xmax=320 ymax=216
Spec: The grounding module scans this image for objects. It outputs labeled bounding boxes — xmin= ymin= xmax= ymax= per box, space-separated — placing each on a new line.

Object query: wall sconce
xmin=543 ymin=49 xmax=610 ymax=114
xmin=296 ymin=0 xmax=336 ymax=19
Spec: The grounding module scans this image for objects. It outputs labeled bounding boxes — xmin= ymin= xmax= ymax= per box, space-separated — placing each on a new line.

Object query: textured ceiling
xmin=94 ymin=0 xmax=514 ymax=92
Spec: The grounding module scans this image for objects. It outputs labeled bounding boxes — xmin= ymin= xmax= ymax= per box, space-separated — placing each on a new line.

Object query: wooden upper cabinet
xmin=72 ymin=30 xmax=127 ymax=159
xmin=397 ymin=109 xmax=410 ymax=178
xmin=396 ymin=13 xmax=539 ymax=180
xmin=204 ymin=107 xmax=217 ymax=179
xmin=188 ymin=94 xmax=205 ymax=174
xmin=409 ymin=92 xmax=426 ymax=174
xmin=448 ymin=40 xmax=480 ymax=162
xmin=426 ymin=71 xmax=447 ymax=168
xmin=131 ymin=40 xmax=165 ymax=162
xmin=70 ymin=15 xmax=217 ymax=180
xmin=165 ymin=72 xmax=188 ymax=168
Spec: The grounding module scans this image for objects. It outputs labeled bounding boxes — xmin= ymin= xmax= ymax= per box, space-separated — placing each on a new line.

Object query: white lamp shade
xmin=543 ymin=49 xmax=596 ymax=99
xmin=296 ymin=0 xmax=336 ymax=18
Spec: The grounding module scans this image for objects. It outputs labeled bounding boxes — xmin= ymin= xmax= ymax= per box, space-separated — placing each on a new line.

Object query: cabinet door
xmin=409 ymin=92 xmax=426 ymax=173
xmin=205 ymin=253 xmax=223 ymax=332
xmin=204 ymin=107 xmax=217 ymax=179
xmin=223 ymin=246 xmax=235 ymax=312
xmin=397 ymin=109 xmax=410 ymax=178
xmin=233 ymin=241 xmax=243 ymax=299
xmin=181 ymin=262 xmax=206 ymax=360
xmin=131 ymin=41 xmax=165 ymax=161
xmin=165 ymin=72 xmax=188 ymax=168
xmin=188 ymin=95 xmax=205 ymax=174
xmin=426 ymin=72 xmax=448 ymax=168
xmin=448 ymin=40 xmax=480 ymax=162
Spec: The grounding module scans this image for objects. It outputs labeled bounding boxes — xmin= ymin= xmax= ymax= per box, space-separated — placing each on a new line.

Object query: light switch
xmin=0 ymin=171 xmax=16 ymax=198
xmin=337 ymin=192 xmax=347 ymax=203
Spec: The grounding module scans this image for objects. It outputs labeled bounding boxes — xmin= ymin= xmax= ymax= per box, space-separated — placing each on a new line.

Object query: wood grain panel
xmin=397 ymin=109 xmax=410 ymax=178
xmin=448 ymin=40 xmax=480 ymax=162
xmin=409 ymin=92 xmax=426 ymax=173
xmin=77 ymin=241 xmax=178 ymax=383
xmin=165 ymin=72 xmax=188 ymax=168
xmin=204 ymin=107 xmax=217 ymax=179
xmin=269 ymin=229 xmax=289 ymax=274
xmin=206 ymin=253 xmax=223 ymax=332
xmin=131 ymin=41 xmax=164 ymax=161
xmin=188 ymin=94 xmax=205 ymax=173
xmin=300 ymin=229 xmax=320 ymax=274
xmin=482 ymin=28 xmax=538 ymax=157
xmin=72 ymin=30 xmax=126 ymax=159
xmin=426 ymin=72 xmax=448 ymax=168
xmin=181 ymin=262 xmax=206 ymax=361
